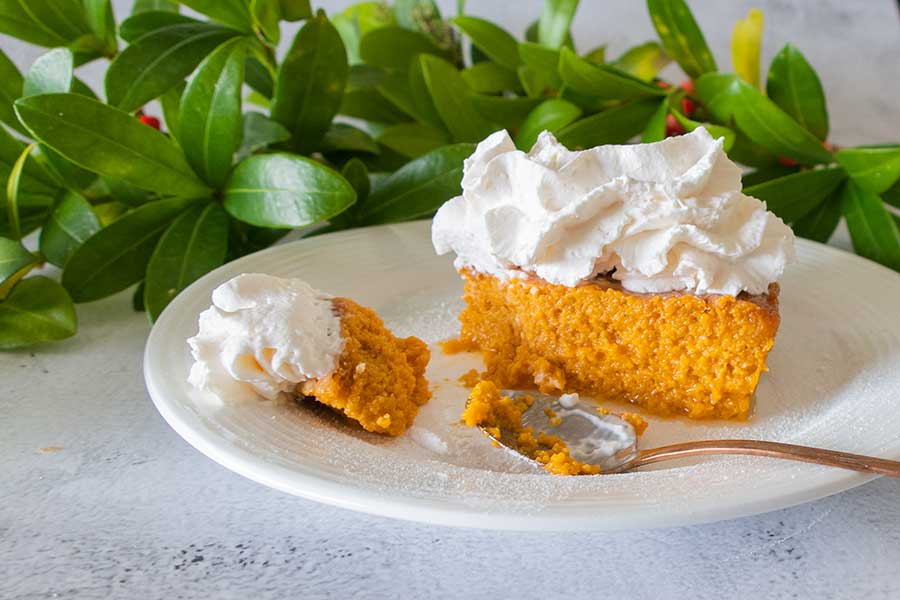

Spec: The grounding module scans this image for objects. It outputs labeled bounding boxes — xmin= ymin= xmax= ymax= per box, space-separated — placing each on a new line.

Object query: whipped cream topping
xmin=187 ymin=273 xmax=343 ymax=403
xmin=432 ymin=128 xmax=795 ymax=295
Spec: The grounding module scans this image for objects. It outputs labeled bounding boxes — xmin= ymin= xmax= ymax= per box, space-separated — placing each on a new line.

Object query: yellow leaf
xmin=731 ymin=8 xmax=764 ymax=87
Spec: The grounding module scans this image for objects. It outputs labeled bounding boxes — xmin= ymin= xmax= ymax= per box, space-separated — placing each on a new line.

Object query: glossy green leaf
xmin=245 ymin=56 xmax=275 ymax=99
xmin=556 ymin=98 xmax=660 ymax=149
xmin=882 ymin=180 xmax=900 ymax=210
xmin=583 ymin=45 xmax=606 ymax=64
xmin=377 ymin=122 xmax=449 ymax=158
xmin=105 ymin=22 xmax=241 ymax=112
xmin=558 ymin=47 xmax=665 ymax=100
xmin=461 ymin=62 xmax=521 ymax=94
xmin=694 ymin=72 xmax=744 ymax=123
xmin=236 ymin=112 xmax=290 ymax=161
xmin=612 ymin=42 xmax=671 ymax=81
xmin=4 ymin=143 xmax=36 ymax=241
xmin=361 ymin=143 xmax=474 ymax=223
xmin=841 ymin=181 xmax=900 ymax=271
xmin=144 ymin=202 xmax=229 ymax=320
xmin=321 ymin=123 xmax=379 ymax=154
xmin=766 ymin=44 xmax=829 ymax=141
xmin=179 ymin=38 xmax=246 ymax=188
xmin=279 ymin=0 xmax=312 ymax=21
xmin=178 ymin=0 xmax=253 ymax=31
xmin=741 ymin=164 xmax=798 ymax=188
xmin=468 ymin=95 xmax=542 ymax=130
xmin=15 ymin=94 xmax=210 ymax=197
xmin=419 ymin=54 xmax=495 ymax=143
xmin=159 ymin=82 xmax=184 ymax=140
xmin=671 ymin=110 xmax=735 ymax=151
xmin=835 ymin=147 xmax=900 ymax=195
xmin=339 ymin=89 xmax=408 ymax=124
xmin=272 ymin=11 xmax=348 ymax=153
xmin=332 ymin=1 xmax=394 ymax=64
xmin=0 ymin=237 xmax=37 ymax=293
xmin=375 ymin=72 xmax=419 ymax=119
xmin=791 ymin=187 xmax=842 ymax=243
xmin=34 ymin=144 xmax=97 ymax=189
xmin=84 ymin=0 xmax=116 ymax=44
xmin=0 ymin=276 xmax=77 ymax=349
xmin=224 ymin=153 xmax=356 ymax=228
xmin=0 ymin=49 xmax=25 ymax=134
xmin=359 ymin=26 xmax=446 ymax=71
xmin=251 ymin=0 xmax=281 ymax=44
xmin=733 ymin=83 xmax=833 ymax=165
xmin=518 ymin=42 xmax=562 ymax=89
xmin=39 ymin=190 xmax=101 ymax=267
xmin=62 ymin=196 xmax=199 ymax=302
xmin=745 ymin=167 xmax=846 ymax=223
xmin=641 ymin=99 xmax=668 ymax=143
xmin=731 ymin=8 xmax=763 ymax=87
xmin=452 ymin=16 xmax=520 ymax=70
xmin=23 ymin=48 xmax=74 ymax=97
xmin=538 ymin=0 xmax=578 ymax=50
xmin=647 ymin=0 xmax=716 ymax=79
xmin=132 ymin=0 xmax=179 ymax=14
xmin=118 ymin=11 xmax=199 ymax=42
xmin=407 ymin=58 xmax=446 ymax=131
xmin=0 ymin=126 xmax=59 ymax=197
xmin=341 ymin=157 xmax=370 ymax=201
xmin=515 ymin=99 xmax=582 ymax=150
xmin=0 ymin=0 xmax=91 ymax=47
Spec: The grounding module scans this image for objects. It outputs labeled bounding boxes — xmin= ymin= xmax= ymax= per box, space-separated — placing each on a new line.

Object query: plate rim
xmin=144 ymin=220 xmax=894 ymax=531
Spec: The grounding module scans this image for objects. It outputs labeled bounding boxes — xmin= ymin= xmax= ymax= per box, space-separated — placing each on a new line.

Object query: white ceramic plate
xmin=145 ymin=220 xmax=900 ymax=531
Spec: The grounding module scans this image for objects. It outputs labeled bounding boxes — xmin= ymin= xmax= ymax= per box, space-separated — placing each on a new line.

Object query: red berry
xmin=679 ymin=79 xmax=695 ymax=93
xmin=655 ymin=80 xmax=672 ymax=89
xmin=777 ymin=156 xmax=798 ymax=167
xmin=139 ymin=115 xmax=161 ymax=130
xmin=665 ymin=114 xmax=685 ymax=137
xmin=681 ymin=97 xmax=696 ymax=116
xmin=822 ymin=140 xmax=834 ymax=152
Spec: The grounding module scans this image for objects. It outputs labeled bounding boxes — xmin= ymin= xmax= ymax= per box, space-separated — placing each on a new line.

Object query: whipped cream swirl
xmin=187 ymin=273 xmax=343 ymax=403
xmin=432 ymin=128 xmax=795 ymax=295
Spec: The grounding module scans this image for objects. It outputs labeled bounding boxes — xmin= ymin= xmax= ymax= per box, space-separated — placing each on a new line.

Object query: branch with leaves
xmin=1 ymin=0 xmax=899 ymax=351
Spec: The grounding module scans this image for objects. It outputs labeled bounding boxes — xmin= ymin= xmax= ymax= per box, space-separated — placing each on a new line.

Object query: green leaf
xmin=144 ymin=202 xmax=229 ymax=320
xmin=23 ymin=48 xmax=74 ymax=97
xmin=745 ymin=167 xmax=846 ymax=223
xmin=612 ymin=42 xmax=671 ymax=81
xmin=251 ymin=0 xmax=281 ymax=44
xmin=271 ymin=11 xmax=348 ymax=153
xmin=394 ymin=0 xmax=443 ymax=33
xmin=0 ymin=276 xmax=77 ymax=349
xmin=96 ymin=177 xmax=154 ymax=208
xmin=34 ymin=144 xmax=97 ymax=189
xmin=670 ymin=109 xmax=735 ymax=151
xmin=179 ymin=37 xmax=246 ymax=188
xmin=132 ymin=0 xmax=179 ymax=14
xmin=279 ymin=0 xmax=312 ymax=21
xmin=583 ymin=45 xmax=606 ymax=64
xmin=641 ymin=99 xmax=668 ymax=143
xmin=841 ymin=180 xmax=900 ymax=271
xmin=321 ymin=123 xmax=379 ymax=154
xmin=556 ymin=98 xmax=660 ymax=149
xmin=377 ymin=122 xmax=449 ymax=158
xmin=731 ymin=8 xmax=763 ymax=87
xmin=0 ymin=0 xmax=91 ymax=48
xmin=159 ymin=82 xmax=185 ymax=140
xmin=178 ymin=0 xmax=253 ymax=31
xmin=407 ymin=57 xmax=445 ymax=130
xmin=61 ymin=196 xmax=199 ymax=302
xmin=518 ymin=42 xmax=562 ymax=89
xmin=882 ymin=180 xmax=900 ymax=210
xmin=341 ymin=157 xmax=370 ymax=200
xmin=741 ymin=164 xmax=798 ymax=188
xmin=419 ymin=54 xmax=496 ymax=143
xmin=39 ymin=190 xmax=101 ymax=267
xmin=15 ymin=93 xmax=211 ymax=197
xmin=694 ymin=72 xmax=744 ymax=123
xmin=732 ymin=83 xmax=833 ymax=165
xmin=359 ymin=26 xmax=447 ymax=71
xmin=0 ymin=126 xmax=59 ymax=196
xmin=118 ymin=11 xmax=198 ymax=42
xmin=339 ymin=89 xmax=408 ymax=123
xmin=236 ymin=112 xmax=290 ymax=161
xmin=0 ymin=49 xmax=25 ymax=134
xmin=105 ymin=22 xmax=241 ymax=113
xmin=835 ymin=147 xmax=900 ymax=195
xmin=245 ymin=56 xmax=274 ymax=98
xmin=83 ymin=0 xmax=116 ymax=45
xmin=766 ymin=44 xmax=829 ymax=141
xmin=791 ymin=187 xmax=842 ymax=243
xmin=0 ymin=237 xmax=38 ymax=295
xmin=451 ymin=16 xmax=520 ymax=70
xmin=558 ymin=47 xmax=665 ymax=100
xmin=224 ymin=153 xmax=356 ymax=228
xmin=332 ymin=1 xmax=394 ymax=64
xmin=133 ymin=280 xmax=146 ymax=312
xmin=538 ymin=0 xmax=578 ymax=50
xmin=468 ymin=95 xmax=542 ymax=130
xmin=647 ymin=0 xmax=716 ymax=79
xmin=515 ymin=99 xmax=582 ymax=150
xmin=461 ymin=62 xmax=521 ymax=94
xmin=361 ymin=143 xmax=474 ymax=223
xmin=4 ymin=143 xmax=37 ymax=241
xmin=517 ymin=65 xmax=545 ymax=98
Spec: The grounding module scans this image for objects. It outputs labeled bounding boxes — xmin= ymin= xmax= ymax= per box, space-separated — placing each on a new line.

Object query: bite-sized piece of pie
xmin=433 ymin=127 xmax=795 ymax=420
xmin=187 ymin=273 xmax=430 ymax=435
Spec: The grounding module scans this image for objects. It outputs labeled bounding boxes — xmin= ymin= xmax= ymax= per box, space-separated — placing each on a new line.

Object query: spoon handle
xmin=632 ymin=439 xmax=900 ymax=477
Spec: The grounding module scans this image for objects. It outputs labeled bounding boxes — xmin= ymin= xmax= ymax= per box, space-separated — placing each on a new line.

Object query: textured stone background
xmin=3 ymin=2 xmax=900 ymax=599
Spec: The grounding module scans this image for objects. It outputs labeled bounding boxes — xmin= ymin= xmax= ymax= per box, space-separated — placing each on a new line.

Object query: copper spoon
xmin=481 ymin=391 xmax=900 ymax=476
